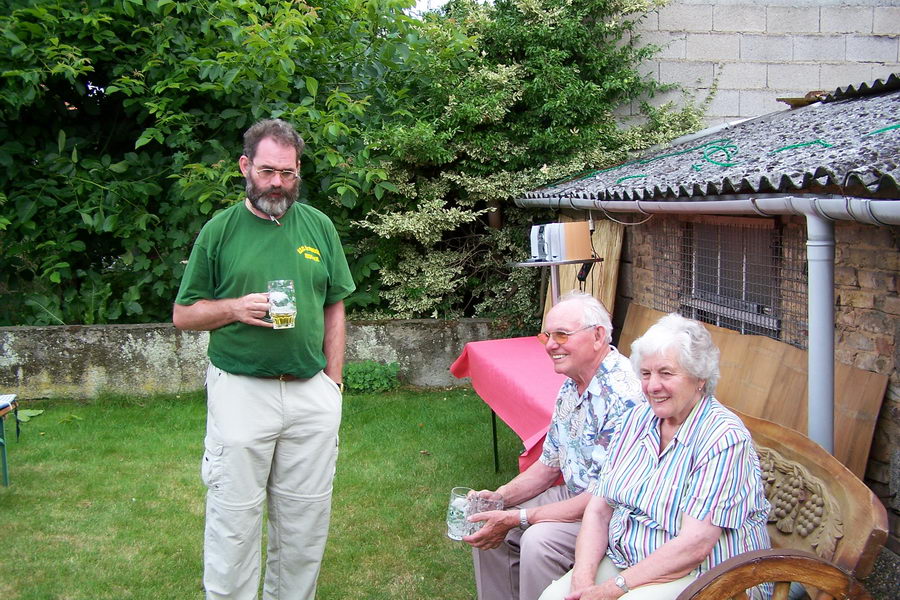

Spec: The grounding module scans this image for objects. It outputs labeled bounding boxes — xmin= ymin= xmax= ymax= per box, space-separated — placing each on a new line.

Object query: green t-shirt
xmin=175 ymin=201 xmax=355 ymax=378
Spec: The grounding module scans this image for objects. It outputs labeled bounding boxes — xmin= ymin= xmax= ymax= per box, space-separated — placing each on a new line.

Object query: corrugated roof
xmin=826 ymin=72 xmax=900 ymax=102
xmin=521 ymin=73 xmax=900 ymax=204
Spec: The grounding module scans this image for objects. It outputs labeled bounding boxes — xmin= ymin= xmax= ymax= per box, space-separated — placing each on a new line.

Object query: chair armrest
xmin=676 ymin=548 xmax=872 ymax=600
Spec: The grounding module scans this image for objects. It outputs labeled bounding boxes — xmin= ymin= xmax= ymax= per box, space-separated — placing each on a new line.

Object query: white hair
xmin=629 ymin=313 xmax=720 ymax=394
xmin=555 ymin=291 xmax=613 ymax=343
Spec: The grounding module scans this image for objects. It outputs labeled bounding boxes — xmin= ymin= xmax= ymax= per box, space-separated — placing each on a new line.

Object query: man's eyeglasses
xmin=537 ymin=324 xmax=597 ymax=345
xmin=254 ymin=167 xmax=300 ymax=182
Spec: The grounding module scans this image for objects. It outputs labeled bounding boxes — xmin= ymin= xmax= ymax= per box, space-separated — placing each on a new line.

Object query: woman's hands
xmin=565 ymin=578 xmax=624 ymax=600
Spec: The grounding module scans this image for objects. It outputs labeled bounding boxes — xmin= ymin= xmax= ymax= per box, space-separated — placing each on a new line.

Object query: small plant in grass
xmin=343 ymin=360 xmax=401 ymax=393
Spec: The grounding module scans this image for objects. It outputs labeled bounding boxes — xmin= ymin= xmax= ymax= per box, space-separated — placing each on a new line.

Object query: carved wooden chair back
xmin=737 ymin=410 xmax=887 ymax=579
xmin=677 ymin=411 xmax=888 ymax=600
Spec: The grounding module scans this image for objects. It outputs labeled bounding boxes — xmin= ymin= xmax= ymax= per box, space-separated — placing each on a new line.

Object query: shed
xmin=514 ymin=73 xmax=900 ymax=547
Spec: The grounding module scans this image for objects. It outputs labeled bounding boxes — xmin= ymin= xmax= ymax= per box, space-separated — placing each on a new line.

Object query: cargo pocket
xmin=200 ymin=437 xmax=225 ymax=492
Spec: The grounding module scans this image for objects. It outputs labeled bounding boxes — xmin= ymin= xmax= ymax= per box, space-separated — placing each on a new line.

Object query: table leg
xmin=1 ymin=417 xmax=8 ymax=487
xmin=550 ymin=264 xmax=560 ymax=306
xmin=491 ymin=410 xmax=500 ymax=473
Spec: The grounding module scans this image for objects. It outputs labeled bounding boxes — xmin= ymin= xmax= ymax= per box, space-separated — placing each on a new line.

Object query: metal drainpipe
xmin=805 ymin=212 xmax=836 ymax=452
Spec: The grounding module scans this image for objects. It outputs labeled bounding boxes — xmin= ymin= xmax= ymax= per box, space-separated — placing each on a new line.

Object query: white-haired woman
xmin=539 ymin=313 xmax=772 ymax=600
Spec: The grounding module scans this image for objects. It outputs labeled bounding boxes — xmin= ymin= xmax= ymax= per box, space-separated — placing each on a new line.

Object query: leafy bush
xmin=343 ymin=361 xmax=401 ymax=393
xmin=0 ymin=0 xmax=422 ymax=325
xmin=0 ymin=0 xmax=702 ymax=329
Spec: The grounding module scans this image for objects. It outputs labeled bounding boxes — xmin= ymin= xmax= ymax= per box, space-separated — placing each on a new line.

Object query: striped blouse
xmin=594 ymin=395 xmax=772 ymax=598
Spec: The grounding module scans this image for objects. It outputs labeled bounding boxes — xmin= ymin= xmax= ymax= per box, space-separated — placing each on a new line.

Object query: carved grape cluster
xmin=755 ymin=446 xmax=840 ymax=559
xmin=771 ymin=476 xmax=804 ymax=524
xmin=795 ymin=493 xmax=825 ymax=537
xmin=760 ymin=454 xmax=776 ymax=496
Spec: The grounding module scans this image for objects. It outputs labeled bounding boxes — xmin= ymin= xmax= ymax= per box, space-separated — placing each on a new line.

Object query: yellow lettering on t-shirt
xmin=297 ymin=246 xmax=321 ymax=262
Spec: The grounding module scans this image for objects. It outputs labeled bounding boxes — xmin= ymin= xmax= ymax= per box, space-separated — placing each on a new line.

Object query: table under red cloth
xmin=450 ymin=337 xmax=565 ymax=472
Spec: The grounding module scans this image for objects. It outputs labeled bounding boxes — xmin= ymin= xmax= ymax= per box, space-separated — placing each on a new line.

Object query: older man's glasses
xmin=537 ymin=324 xmax=597 ymax=345
xmin=254 ymin=167 xmax=300 ymax=182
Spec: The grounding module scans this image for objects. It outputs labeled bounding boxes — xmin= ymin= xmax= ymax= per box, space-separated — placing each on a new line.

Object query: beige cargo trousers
xmin=202 ymin=365 xmax=342 ymax=600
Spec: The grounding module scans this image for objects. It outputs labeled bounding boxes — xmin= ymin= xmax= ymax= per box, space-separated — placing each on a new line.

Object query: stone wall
xmin=833 ymin=222 xmax=900 ymax=554
xmin=622 ymin=0 xmax=900 ymax=125
xmin=0 ymin=319 xmax=496 ymax=399
xmin=615 ymin=216 xmax=900 ymax=554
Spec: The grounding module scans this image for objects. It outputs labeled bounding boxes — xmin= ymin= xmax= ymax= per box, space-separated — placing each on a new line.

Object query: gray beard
xmin=245 ymin=179 xmax=298 ymax=217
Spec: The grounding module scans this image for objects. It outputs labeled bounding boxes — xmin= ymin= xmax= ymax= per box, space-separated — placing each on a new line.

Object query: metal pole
xmin=550 ymin=265 xmax=560 ymax=306
xmin=806 ymin=213 xmax=835 ymax=453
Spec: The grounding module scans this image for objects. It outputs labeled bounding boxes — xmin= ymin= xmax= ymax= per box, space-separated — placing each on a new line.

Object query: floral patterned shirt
xmin=539 ymin=346 xmax=643 ymax=493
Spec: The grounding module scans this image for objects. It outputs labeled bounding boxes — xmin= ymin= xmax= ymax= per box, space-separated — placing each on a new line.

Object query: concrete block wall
xmin=623 ymin=0 xmax=900 ymax=125
xmin=0 ymin=319 xmax=496 ymax=399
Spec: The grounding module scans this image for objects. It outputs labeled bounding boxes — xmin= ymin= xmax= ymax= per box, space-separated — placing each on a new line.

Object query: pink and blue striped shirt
xmin=594 ymin=395 xmax=772 ymax=598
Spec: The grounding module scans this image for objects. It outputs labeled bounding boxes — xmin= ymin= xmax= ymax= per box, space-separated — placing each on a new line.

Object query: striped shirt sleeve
xmin=681 ymin=434 xmax=759 ymax=529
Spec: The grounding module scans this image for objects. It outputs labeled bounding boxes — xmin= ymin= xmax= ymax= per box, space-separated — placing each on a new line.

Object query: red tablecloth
xmin=450 ymin=337 xmax=565 ymax=472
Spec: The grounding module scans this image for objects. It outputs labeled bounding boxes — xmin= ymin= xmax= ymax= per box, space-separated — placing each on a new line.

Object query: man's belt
xmin=259 ymin=374 xmax=299 ymax=382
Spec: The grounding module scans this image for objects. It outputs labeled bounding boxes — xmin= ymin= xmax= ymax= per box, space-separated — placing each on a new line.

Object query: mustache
xmin=259 ymin=186 xmax=288 ymax=197
xmin=246 ymin=178 xmax=297 ymax=217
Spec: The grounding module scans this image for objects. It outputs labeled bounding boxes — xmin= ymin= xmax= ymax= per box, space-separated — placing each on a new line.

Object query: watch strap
xmin=518 ymin=508 xmax=530 ymax=529
xmin=614 ymin=574 xmax=630 ymax=594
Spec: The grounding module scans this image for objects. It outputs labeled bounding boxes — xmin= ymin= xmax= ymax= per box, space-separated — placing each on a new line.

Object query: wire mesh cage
xmin=651 ymin=216 xmax=808 ymax=349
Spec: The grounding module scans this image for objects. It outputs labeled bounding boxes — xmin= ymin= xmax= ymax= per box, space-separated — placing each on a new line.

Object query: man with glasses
xmin=173 ymin=118 xmax=355 ymax=600
xmin=464 ymin=291 xmax=642 ymax=600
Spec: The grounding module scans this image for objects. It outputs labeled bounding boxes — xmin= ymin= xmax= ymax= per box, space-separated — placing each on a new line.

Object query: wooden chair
xmin=679 ymin=549 xmax=872 ymax=600
xmin=676 ymin=411 xmax=888 ymax=600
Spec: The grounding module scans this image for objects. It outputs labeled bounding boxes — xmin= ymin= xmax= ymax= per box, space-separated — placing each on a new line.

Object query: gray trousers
xmin=202 ymin=365 xmax=342 ymax=600
xmin=473 ymin=486 xmax=581 ymax=600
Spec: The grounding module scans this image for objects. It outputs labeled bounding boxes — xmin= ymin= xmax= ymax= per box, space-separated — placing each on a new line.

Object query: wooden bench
xmin=677 ymin=410 xmax=888 ymax=600
xmin=0 ymin=393 xmax=18 ymax=487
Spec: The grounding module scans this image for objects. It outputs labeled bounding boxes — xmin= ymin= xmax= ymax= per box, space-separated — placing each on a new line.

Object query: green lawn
xmin=0 ymin=388 xmax=522 ymax=599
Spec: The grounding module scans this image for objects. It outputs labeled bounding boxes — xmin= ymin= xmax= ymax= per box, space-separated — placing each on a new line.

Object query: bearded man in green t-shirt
xmin=173 ymin=118 xmax=355 ymax=600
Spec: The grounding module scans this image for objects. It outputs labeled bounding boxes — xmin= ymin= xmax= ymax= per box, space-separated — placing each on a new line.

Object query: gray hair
xmin=242 ymin=119 xmax=305 ymax=162
xmin=629 ymin=313 xmax=720 ymax=394
xmin=556 ymin=291 xmax=613 ymax=343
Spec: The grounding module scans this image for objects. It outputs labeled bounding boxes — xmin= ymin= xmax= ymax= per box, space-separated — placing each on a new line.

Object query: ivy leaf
xmin=305 ymin=76 xmax=318 ymax=98
xmin=222 ymin=68 xmax=240 ymax=89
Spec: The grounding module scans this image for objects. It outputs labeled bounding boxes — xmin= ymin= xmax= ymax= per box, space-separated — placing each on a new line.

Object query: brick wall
xmin=834 ymin=222 xmax=900 ymax=554
xmin=622 ymin=1 xmax=900 ymax=125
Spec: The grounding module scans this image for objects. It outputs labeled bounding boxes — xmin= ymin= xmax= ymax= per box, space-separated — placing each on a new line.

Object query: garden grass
xmin=0 ymin=388 xmax=522 ymax=599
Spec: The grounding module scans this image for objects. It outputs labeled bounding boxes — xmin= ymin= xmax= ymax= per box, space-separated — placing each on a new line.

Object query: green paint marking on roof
xmin=542 ymin=138 xmax=740 ymax=189
xmin=615 ymin=174 xmax=648 ymax=184
xmin=637 ymin=138 xmax=734 ymax=166
xmin=769 ymin=139 xmax=833 ymax=153
xmin=702 ymin=142 xmax=741 ymax=167
xmin=587 ymin=138 xmax=736 ymax=177
xmin=864 ymin=123 xmax=900 ymax=136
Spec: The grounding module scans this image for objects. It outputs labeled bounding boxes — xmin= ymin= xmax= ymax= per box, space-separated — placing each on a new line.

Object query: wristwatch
xmin=518 ymin=508 xmax=530 ymax=530
xmin=613 ymin=574 xmax=630 ymax=594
